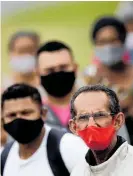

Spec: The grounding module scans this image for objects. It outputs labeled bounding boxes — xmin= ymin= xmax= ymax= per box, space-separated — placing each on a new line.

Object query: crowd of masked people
xmin=1 ymin=5 xmax=133 ymax=176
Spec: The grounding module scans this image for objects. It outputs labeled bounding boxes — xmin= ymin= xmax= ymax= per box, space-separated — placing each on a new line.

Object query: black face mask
xmin=4 ymin=118 xmax=44 ymax=144
xmin=41 ymin=71 xmax=76 ymax=98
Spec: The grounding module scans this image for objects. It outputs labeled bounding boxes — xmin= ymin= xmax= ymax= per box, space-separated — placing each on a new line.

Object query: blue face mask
xmin=10 ymin=55 xmax=36 ymax=73
xmin=94 ymin=45 xmax=124 ymax=66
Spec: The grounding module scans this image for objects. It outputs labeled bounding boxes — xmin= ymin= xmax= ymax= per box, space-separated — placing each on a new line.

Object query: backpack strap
xmin=47 ymin=128 xmax=70 ymax=176
xmin=1 ymin=129 xmax=70 ymax=176
xmin=1 ymin=141 xmax=14 ymax=176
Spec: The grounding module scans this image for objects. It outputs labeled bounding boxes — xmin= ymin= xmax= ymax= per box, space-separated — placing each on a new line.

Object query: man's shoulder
xmin=60 ymin=133 xmax=88 ymax=162
xmin=8 ymin=141 xmax=18 ymax=155
xmin=45 ymin=124 xmax=52 ymax=132
xmin=59 ymin=132 xmax=88 ymax=173
xmin=70 ymin=159 xmax=89 ymax=176
xmin=61 ymin=132 xmax=87 ymax=149
xmin=46 ymin=127 xmax=86 ymax=146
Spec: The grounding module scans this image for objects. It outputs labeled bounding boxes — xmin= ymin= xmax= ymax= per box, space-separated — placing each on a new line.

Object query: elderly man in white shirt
xmin=69 ymin=85 xmax=133 ymax=176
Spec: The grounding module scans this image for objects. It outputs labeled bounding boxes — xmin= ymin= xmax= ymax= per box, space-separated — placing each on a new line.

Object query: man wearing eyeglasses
xmin=69 ymin=84 xmax=133 ymax=176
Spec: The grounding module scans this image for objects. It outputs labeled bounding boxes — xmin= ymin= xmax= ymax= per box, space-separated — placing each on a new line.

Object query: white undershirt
xmin=3 ymin=125 xmax=88 ymax=176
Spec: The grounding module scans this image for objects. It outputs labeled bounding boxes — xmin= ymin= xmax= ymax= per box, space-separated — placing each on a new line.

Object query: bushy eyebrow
xmin=4 ymin=108 xmax=35 ymax=115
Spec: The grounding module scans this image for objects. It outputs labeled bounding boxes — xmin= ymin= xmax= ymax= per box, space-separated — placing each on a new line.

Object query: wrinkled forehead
xmin=38 ymin=49 xmax=73 ymax=69
xmin=74 ymin=91 xmax=109 ymax=115
xmin=3 ymin=97 xmax=40 ymax=114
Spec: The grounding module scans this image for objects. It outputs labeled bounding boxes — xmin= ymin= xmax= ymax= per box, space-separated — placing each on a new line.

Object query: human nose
xmin=87 ymin=116 xmax=97 ymax=127
xmin=16 ymin=113 xmax=23 ymax=119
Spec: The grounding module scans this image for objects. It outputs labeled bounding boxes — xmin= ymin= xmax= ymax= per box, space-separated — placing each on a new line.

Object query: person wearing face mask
xmin=1 ymin=84 xmax=88 ymax=176
xmin=2 ymin=31 xmax=43 ymax=92
xmin=92 ymin=16 xmax=128 ymax=71
xmin=115 ymin=2 xmax=133 ymax=146
xmin=69 ymin=85 xmax=133 ymax=176
xmin=87 ymin=16 xmax=133 ymax=144
xmin=36 ymin=41 xmax=84 ymax=130
xmin=85 ymin=16 xmax=133 ymax=85
xmin=1 ymin=31 xmax=47 ymax=150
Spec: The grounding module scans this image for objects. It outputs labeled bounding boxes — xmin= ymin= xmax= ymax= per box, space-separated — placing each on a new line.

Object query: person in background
xmin=36 ymin=41 xmax=83 ymax=130
xmin=1 ymin=84 xmax=88 ymax=176
xmin=2 ymin=31 xmax=42 ymax=90
xmin=115 ymin=3 xmax=133 ymax=145
xmin=69 ymin=85 xmax=133 ymax=176
xmin=115 ymin=1 xmax=133 ymax=65
xmin=1 ymin=31 xmax=46 ymax=150
xmin=85 ymin=16 xmax=132 ymax=144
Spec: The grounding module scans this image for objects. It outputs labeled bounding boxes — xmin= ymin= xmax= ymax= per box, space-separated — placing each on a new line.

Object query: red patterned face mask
xmin=78 ymin=122 xmax=115 ymax=151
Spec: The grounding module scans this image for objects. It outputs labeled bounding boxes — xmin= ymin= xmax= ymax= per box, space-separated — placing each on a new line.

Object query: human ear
xmin=69 ymin=119 xmax=78 ymax=135
xmin=114 ymin=112 xmax=125 ymax=131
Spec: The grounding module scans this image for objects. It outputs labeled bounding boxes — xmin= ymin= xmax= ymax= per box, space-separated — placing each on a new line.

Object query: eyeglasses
xmin=73 ymin=111 xmax=114 ymax=125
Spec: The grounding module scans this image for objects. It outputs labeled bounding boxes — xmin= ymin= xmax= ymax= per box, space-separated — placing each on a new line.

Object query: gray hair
xmin=70 ymin=84 xmax=121 ymax=119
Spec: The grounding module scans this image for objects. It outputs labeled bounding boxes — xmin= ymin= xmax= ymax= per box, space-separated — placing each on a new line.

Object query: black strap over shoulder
xmin=1 ymin=141 xmax=14 ymax=176
xmin=1 ymin=128 xmax=70 ymax=176
xmin=47 ymin=128 xmax=70 ymax=176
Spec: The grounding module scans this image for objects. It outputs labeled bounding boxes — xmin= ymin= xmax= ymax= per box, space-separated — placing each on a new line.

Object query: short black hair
xmin=8 ymin=31 xmax=40 ymax=51
xmin=1 ymin=84 xmax=42 ymax=109
xmin=91 ymin=16 xmax=127 ymax=44
xmin=36 ymin=40 xmax=73 ymax=58
xmin=70 ymin=84 xmax=121 ymax=119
